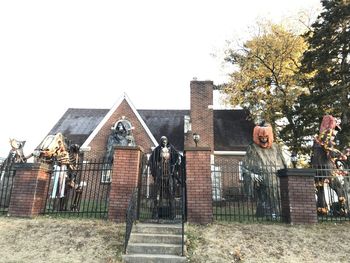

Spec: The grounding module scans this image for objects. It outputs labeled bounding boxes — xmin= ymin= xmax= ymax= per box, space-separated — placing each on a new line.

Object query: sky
xmin=0 ymin=0 xmax=321 ymax=158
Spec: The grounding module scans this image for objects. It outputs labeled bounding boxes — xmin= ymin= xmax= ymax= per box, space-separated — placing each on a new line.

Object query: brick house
xmin=44 ymin=80 xmax=255 ymax=202
xmin=47 ymin=80 xmax=254 ymax=161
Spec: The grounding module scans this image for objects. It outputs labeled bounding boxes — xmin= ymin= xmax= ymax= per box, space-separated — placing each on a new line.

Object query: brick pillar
xmin=278 ymin=169 xmax=317 ymax=224
xmin=185 ymin=80 xmax=214 ymax=149
xmin=8 ymin=163 xmax=51 ymax=218
xmin=108 ymin=146 xmax=143 ymax=222
xmin=185 ymin=147 xmax=213 ymax=224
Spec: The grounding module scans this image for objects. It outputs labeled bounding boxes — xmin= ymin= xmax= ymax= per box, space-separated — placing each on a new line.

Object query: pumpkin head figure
xmin=253 ymin=123 xmax=274 ymax=149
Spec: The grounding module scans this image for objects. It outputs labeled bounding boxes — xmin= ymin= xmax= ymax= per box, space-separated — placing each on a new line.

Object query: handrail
xmin=181 ymin=157 xmax=186 ymax=256
xmin=124 ymin=187 xmax=138 ymax=254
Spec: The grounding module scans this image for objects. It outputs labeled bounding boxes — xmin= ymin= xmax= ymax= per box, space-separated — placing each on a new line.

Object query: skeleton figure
xmin=0 ymin=139 xmax=29 ymax=207
xmin=241 ymin=122 xmax=287 ymax=218
xmin=33 ymin=133 xmax=81 ymax=211
xmin=312 ymin=115 xmax=348 ymax=216
xmin=149 ymin=136 xmax=181 ymax=220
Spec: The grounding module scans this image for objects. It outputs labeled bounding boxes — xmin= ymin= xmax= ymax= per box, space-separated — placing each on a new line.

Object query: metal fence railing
xmin=0 ymin=163 xmax=15 ymax=215
xmin=43 ymin=159 xmax=111 ymax=219
xmin=314 ymin=166 xmax=350 ymax=222
xmin=212 ymin=161 xmax=282 ymax=222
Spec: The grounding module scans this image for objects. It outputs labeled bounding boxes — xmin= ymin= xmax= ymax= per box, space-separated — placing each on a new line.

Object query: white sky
xmin=0 ymin=0 xmax=321 ymax=158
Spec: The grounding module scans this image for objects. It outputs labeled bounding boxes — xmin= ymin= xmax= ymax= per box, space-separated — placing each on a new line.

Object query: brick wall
xmin=84 ymin=99 xmax=154 ymax=159
xmin=185 ymin=80 xmax=214 ymax=150
xmin=185 ymin=147 xmax=213 ymax=224
xmin=108 ymin=146 xmax=143 ymax=222
xmin=278 ymin=169 xmax=317 ymax=224
xmin=8 ymin=163 xmax=51 ymax=217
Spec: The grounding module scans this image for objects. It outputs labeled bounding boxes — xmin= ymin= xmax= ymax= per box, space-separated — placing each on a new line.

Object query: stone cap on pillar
xmin=13 ymin=162 xmax=51 ymax=172
xmin=278 ymin=168 xmax=316 ymax=177
xmin=184 ymin=146 xmax=211 ymax=152
xmin=113 ymin=145 xmax=144 ymax=153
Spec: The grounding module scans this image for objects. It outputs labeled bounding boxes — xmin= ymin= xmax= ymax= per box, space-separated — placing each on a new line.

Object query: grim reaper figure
xmin=241 ymin=122 xmax=287 ymax=218
xmin=149 ymin=136 xmax=181 ymax=220
xmin=105 ymin=118 xmax=136 ymax=162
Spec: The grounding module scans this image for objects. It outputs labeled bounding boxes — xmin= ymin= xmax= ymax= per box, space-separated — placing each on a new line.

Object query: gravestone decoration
xmin=241 ymin=122 xmax=287 ymax=218
xmin=149 ymin=136 xmax=181 ymax=220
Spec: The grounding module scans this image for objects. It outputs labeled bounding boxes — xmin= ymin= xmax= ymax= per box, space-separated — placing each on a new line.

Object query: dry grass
xmin=186 ymin=221 xmax=350 ymax=263
xmin=1 ymin=216 xmax=350 ymax=263
xmin=0 ymin=216 xmax=125 ymax=263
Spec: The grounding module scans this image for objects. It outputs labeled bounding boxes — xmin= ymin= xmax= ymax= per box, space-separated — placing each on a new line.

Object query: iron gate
xmin=212 ymin=160 xmax=282 ymax=222
xmin=137 ymin=154 xmax=186 ymax=223
xmin=43 ymin=159 xmax=111 ymax=219
xmin=0 ymin=162 xmax=15 ymax=215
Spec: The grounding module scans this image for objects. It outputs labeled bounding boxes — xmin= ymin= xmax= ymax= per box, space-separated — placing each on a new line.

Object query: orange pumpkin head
xmin=253 ymin=124 xmax=274 ymax=148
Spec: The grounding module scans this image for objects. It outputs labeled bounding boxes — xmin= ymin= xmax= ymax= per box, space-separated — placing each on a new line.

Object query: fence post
xmin=108 ymin=146 xmax=143 ymax=222
xmin=278 ymin=168 xmax=317 ymax=224
xmin=185 ymin=147 xmax=213 ymax=224
xmin=8 ymin=163 xmax=51 ymax=218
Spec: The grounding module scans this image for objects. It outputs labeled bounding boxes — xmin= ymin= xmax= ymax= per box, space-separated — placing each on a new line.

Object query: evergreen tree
xmin=300 ymin=0 xmax=350 ymax=150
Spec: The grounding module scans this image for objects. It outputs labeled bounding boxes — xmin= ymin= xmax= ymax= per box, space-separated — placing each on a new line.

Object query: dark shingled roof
xmin=138 ymin=110 xmax=190 ymax=151
xmin=47 ymin=108 xmax=254 ymax=152
xmin=214 ymin=110 xmax=254 ymax=151
xmin=49 ymin=108 xmax=109 ymax=146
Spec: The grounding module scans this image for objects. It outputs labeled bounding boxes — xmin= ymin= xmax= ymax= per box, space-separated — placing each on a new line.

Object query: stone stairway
xmin=122 ymin=223 xmax=187 ymax=263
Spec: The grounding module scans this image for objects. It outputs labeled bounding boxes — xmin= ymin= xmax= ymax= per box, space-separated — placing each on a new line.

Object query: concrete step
xmin=133 ymin=223 xmax=182 ymax=235
xmin=130 ymin=233 xmax=182 ymax=244
xmin=122 ymin=254 xmax=187 ymax=263
xmin=127 ymin=242 xmax=182 ymax=255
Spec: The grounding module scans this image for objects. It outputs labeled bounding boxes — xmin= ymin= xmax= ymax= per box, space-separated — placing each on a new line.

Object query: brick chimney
xmin=185 ymin=80 xmax=214 ymax=150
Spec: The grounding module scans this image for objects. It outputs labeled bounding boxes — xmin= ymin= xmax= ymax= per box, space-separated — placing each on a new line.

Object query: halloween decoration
xmin=241 ymin=122 xmax=287 ymax=218
xmin=149 ymin=136 xmax=182 ymax=220
xmin=312 ymin=115 xmax=348 ymax=216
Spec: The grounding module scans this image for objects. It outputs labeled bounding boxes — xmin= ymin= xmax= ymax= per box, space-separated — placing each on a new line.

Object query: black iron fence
xmin=0 ymin=162 xmax=15 ymax=215
xmin=137 ymin=156 xmax=186 ymax=223
xmin=314 ymin=166 xmax=350 ymax=222
xmin=43 ymin=159 xmax=111 ymax=219
xmin=212 ymin=160 xmax=282 ymax=222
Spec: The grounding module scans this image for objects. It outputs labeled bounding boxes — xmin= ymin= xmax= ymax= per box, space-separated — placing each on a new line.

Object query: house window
xmin=211 ymin=164 xmax=222 ymax=201
xmin=101 ymin=164 xmax=112 ymax=183
xmin=184 ymin=115 xmax=191 ymax=133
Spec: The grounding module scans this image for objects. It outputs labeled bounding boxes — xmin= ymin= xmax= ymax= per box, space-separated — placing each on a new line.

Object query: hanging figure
xmin=149 ymin=136 xmax=181 ymax=220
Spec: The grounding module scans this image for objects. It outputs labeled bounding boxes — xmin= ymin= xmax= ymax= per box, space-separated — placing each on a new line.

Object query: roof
xmin=49 ymin=108 xmax=109 ymax=146
xmin=214 ymin=110 xmax=254 ymax=151
xmin=48 ymin=108 xmax=254 ymax=152
xmin=138 ymin=110 xmax=190 ymax=151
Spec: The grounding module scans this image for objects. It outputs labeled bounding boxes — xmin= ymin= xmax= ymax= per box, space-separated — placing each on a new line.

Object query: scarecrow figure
xmin=241 ymin=122 xmax=287 ymax=218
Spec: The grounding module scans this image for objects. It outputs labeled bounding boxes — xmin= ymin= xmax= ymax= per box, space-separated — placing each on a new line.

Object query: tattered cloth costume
xmin=311 ymin=115 xmax=348 ymax=216
xmin=149 ymin=137 xmax=180 ymax=220
xmin=241 ymin=123 xmax=287 ymax=218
